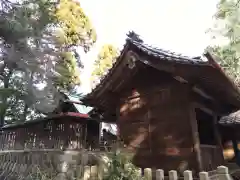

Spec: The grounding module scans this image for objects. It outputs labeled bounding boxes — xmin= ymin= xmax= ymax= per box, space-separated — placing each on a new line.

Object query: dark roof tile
xmin=128 ymin=39 xmax=206 ymax=64
xmin=84 ymin=35 xmax=240 ymax=110
xmin=219 ymin=110 xmax=240 ymax=126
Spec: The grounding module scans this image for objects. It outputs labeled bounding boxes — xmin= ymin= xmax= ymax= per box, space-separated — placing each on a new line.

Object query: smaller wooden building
xmin=219 ymin=110 xmax=240 ymax=164
xmin=82 ymin=33 xmax=240 ymax=174
xmin=0 ymin=94 xmax=100 ymax=151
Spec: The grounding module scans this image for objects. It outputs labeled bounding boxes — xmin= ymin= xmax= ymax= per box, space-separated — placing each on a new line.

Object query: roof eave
xmin=204 ymin=52 xmax=240 ymax=96
xmin=82 ymin=41 xmax=132 ymax=106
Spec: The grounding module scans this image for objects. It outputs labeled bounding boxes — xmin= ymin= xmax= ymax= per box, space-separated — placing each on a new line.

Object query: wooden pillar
xmin=213 ymin=114 xmax=225 ymax=164
xmin=189 ymin=104 xmax=203 ymax=171
xmin=99 ymin=122 xmax=102 ymax=145
xmin=232 ymin=139 xmax=238 ymax=158
xmin=232 ymin=130 xmax=240 ymax=166
xmin=116 ymin=105 xmax=121 ymax=146
xmin=84 ymin=123 xmax=88 ymax=149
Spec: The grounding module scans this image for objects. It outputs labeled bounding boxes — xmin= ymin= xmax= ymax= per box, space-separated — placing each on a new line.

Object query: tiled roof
xmin=2 ymin=113 xmax=90 ymax=130
xmin=89 ymin=38 xmax=209 ymax=92
xmin=65 ymin=94 xmax=92 ymax=114
xmin=83 ymin=35 xmax=240 ymax=112
xmin=128 ymin=39 xmax=208 ymax=65
xmin=219 ymin=110 xmax=240 ymax=125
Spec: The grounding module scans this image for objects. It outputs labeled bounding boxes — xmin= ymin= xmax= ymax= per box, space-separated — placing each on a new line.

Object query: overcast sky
xmin=78 ymin=0 xmax=220 ymax=94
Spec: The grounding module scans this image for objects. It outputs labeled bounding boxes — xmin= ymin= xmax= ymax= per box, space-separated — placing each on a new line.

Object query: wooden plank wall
xmin=0 ymin=119 xmax=88 ymax=151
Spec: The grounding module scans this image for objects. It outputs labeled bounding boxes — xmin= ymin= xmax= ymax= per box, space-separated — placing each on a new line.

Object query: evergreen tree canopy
xmin=0 ymin=0 xmax=97 ymax=125
xmin=207 ymin=0 xmax=240 ymax=85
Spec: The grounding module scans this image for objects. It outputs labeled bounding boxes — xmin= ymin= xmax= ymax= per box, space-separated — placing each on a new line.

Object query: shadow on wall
xmin=118 ymin=86 xmax=195 ymax=175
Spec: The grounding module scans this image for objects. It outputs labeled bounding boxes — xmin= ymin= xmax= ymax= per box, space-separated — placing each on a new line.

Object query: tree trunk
xmin=20 ymin=72 xmax=34 ymax=122
xmin=0 ymin=68 xmax=13 ymax=127
xmin=21 ymin=103 xmax=28 ymax=122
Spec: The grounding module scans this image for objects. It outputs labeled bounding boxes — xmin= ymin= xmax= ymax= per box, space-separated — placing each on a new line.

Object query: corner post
xmin=189 ymin=103 xmax=202 ymax=171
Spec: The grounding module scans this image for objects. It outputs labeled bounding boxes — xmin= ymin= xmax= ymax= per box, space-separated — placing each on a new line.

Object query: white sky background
xmin=78 ymin=0 xmax=220 ymax=94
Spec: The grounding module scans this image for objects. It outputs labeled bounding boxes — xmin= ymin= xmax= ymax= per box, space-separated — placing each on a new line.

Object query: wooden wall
xmin=117 ymin=67 xmax=197 ymax=174
xmin=0 ymin=117 xmax=99 ymax=151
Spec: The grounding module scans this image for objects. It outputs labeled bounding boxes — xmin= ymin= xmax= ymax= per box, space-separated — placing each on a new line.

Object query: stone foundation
xmin=0 ymin=149 xmax=109 ymax=180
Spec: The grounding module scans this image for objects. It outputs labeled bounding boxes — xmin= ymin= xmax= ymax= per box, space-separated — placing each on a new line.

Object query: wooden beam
xmin=192 ymin=86 xmax=214 ymax=101
xmin=191 ymin=91 xmax=226 ymax=115
xmin=174 ymin=76 xmax=188 ymax=83
xmin=64 ymin=99 xmax=83 ymax=105
xmin=174 ymin=75 xmax=229 ymax=114
xmin=174 ymin=75 xmax=215 ymax=101
xmin=193 ymin=102 xmax=214 ymax=116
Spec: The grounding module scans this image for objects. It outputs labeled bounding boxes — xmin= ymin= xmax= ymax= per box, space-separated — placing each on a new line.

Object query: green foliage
xmin=0 ymin=0 xmax=55 ymax=43
xmin=0 ymin=0 xmax=96 ymax=125
xmin=55 ymin=51 xmax=81 ymax=90
xmin=53 ymin=0 xmax=97 ymax=90
xmin=207 ymin=0 xmax=240 ymax=84
xmin=92 ymin=44 xmax=119 ymax=85
xmin=55 ymin=0 xmax=97 ymax=51
xmin=104 ymin=151 xmax=144 ymax=180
